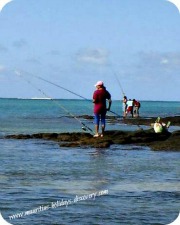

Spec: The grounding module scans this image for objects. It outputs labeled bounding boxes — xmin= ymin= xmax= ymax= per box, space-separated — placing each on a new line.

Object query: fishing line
xmin=16 ymin=69 xmax=120 ymax=118
xmin=109 ymin=65 xmax=125 ymax=97
xmin=114 ymin=72 xmax=125 ymax=97
xmin=14 ymin=70 xmax=94 ymax=134
xmin=15 ymin=69 xmax=89 ymax=100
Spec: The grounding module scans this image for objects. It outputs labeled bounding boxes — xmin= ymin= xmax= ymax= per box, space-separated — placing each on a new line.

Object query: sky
xmin=0 ymin=0 xmax=180 ymax=101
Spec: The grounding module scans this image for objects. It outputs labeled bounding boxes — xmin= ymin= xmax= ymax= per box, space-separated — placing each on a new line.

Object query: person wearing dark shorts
xmin=93 ymin=81 xmax=112 ymax=137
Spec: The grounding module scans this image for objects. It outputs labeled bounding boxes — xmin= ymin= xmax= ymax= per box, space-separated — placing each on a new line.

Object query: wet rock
xmin=5 ymin=128 xmax=179 ymax=151
xmin=5 ymin=134 xmax=32 ymax=139
xmin=149 ymin=130 xmax=180 ymax=151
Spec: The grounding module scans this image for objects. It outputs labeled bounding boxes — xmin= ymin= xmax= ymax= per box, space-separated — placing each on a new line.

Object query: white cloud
xmin=160 ymin=58 xmax=169 ymax=64
xmin=138 ymin=51 xmax=180 ymax=69
xmin=76 ymin=48 xmax=109 ymax=65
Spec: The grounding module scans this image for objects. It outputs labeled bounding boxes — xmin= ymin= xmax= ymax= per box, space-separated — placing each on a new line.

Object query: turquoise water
xmin=0 ymin=98 xmax=179 ymax=135
xmin=0 ymin=98 xmax=180 ymax=225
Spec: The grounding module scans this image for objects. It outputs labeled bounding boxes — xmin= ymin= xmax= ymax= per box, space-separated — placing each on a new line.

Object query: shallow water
xmin=1 ymin=139 xmax=180 ymax=225
xmin=0 ymin=99 xmax=180 ymax=225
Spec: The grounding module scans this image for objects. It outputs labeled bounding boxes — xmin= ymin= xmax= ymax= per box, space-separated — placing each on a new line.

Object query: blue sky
xmin=0 ymin=0 xmax=180 ymax=100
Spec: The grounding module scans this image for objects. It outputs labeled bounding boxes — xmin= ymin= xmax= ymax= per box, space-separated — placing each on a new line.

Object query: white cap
xmin=94 ymin=81 xmax=104 ymax=87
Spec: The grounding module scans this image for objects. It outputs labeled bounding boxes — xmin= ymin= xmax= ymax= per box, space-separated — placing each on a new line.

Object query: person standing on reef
xmin=133 ymin=99 xmax=141 ymax=117
xmin=122 ymin=96 xmax=127 ymax=118
xmin=126 ymin=99 xmax=134 ymax=118
xmin=93 ymin=81 xmax=112 ymax=137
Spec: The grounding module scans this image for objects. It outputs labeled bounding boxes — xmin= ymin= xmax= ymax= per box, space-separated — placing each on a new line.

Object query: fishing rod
xmin=16 ymin=69 xmax=120 ymax=118
xmin=14 ymin=70 xmax=94 ymax=135
xmin=108 ymin=65 xmax=144 ymax=130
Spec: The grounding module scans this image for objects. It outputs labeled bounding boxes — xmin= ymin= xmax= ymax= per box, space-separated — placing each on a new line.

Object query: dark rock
xmin=4 ymin=128 xmax=179 ymax=151
xmin=4 ymin=115 xmax=180 ymax=151
xmin=5 ymin=134 xmax=32 ymax=139
xmin=149 ymin=130 xmax=180 ymax=151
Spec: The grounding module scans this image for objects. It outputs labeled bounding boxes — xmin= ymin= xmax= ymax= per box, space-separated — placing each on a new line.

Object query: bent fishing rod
xmin=15 ymin=69 xmax=120 ymax=117
xmin=14 ymin=70 xmax=94 ymax=135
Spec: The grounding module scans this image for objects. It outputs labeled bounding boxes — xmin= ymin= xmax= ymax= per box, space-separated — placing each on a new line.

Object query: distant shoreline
xmin=0 ymin=97 xmax=180 ymax=102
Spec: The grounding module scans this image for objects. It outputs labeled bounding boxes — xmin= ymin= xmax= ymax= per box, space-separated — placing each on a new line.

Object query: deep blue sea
xmin=0 ymin=98 xmax=180 ymax=225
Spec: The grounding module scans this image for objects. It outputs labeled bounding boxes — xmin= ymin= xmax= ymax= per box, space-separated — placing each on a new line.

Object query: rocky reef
xmin=5 ymin=129 xmax=180 ymax=151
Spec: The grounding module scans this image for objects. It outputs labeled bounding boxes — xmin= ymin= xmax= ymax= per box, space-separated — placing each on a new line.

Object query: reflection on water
xmin=0 ymin=139 xmax=179 ymax=225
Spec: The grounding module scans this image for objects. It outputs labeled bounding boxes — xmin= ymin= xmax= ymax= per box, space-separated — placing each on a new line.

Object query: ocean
xmin=0 ymin=98 xmax=180 ymax=225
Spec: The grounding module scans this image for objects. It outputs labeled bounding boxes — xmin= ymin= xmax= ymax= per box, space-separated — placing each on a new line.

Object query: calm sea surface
xmin=0 ymin=98 xmax=180 ymax=225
